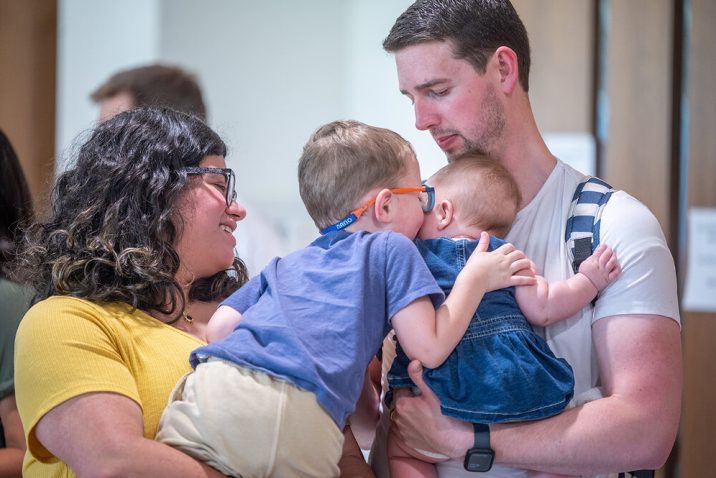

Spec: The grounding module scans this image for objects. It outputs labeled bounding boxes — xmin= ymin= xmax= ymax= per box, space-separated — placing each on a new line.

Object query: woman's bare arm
xmin=35 ymin=392 xmax=225 ymax=478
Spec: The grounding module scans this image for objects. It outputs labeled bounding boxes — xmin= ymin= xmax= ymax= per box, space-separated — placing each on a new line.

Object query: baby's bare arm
xmin=517 ymin=245 xmax=621 ymax=326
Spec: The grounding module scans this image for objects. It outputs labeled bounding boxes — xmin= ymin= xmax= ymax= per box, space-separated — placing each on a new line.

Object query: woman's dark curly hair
xmin=12 ymin=107 xmax=247 ymax=321
xmin=0 ymin=129 xmax=34 ymax=279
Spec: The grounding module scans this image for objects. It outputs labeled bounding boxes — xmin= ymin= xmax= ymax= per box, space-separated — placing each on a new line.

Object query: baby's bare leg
xmin=387 ymin=424 xmax=439 ymax=478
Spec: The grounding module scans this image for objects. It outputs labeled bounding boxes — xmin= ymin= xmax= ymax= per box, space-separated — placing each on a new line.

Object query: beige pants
xmin=156 ymin=359 xmax=344 ymax=478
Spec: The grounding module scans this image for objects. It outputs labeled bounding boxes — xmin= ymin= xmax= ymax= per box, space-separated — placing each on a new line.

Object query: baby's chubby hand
xmin=578 ymin=244 xmax=621 ymax=291
xmin=463 ymin=232 xmax=537 ymax=292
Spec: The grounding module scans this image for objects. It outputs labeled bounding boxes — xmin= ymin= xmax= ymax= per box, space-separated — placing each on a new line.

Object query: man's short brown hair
xmin=91 ymin=64 xmax=206 ymax=120
xmin=298 ymin=120 xmax=415 ymax=231
xmin=384 ymin=0 xmax=531 ymax=92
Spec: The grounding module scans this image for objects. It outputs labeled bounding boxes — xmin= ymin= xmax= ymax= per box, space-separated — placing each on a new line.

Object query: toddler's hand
xmin=578 ymin=244 xmax=621 ymax=291
xmin=464 ymin=232 xmax=537 ymax=292
xmin=518 ymin=259 xmax=538 ymax=278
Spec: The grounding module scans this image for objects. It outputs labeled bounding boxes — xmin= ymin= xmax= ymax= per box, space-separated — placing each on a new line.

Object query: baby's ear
xmin=435 ymin=199 xmax=454 ymax=231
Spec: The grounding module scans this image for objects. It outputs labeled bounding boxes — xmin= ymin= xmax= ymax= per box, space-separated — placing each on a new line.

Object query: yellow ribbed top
xmin=15 ymin=296 xmax=203 ymax=477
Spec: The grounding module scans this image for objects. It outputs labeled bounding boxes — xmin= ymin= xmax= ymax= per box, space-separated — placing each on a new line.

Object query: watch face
xmin=464 ymin=449 xmax=494 ymax=472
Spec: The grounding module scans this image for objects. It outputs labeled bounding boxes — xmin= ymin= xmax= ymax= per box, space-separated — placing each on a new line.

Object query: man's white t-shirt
xmin=505 ymin=160 xmax=680 ymax=395
xmin=371 ymin=160 xmax=680 ymax=478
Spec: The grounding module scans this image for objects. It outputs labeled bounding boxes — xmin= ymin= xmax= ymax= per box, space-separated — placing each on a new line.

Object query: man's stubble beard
xmin=447 ymin=84 xmax=505 ymax=163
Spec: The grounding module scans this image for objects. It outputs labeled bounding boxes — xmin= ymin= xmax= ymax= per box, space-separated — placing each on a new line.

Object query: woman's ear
xmin=493 ymin=46 xmax=519 ymax=94
xmin=372 ymin=189 xmax=394 ymax=225
xmin=435 ymin=199 xmax=454 ymax=231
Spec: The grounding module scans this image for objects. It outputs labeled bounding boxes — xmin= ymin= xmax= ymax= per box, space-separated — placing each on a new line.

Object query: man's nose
xmin=414 ymin=98 xmax=438 ymax=131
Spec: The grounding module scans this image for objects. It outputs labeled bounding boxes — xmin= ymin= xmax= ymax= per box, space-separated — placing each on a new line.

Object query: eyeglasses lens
xmin=421 ymin=186 xmax=435 ymax=212
xmin=226 ymin=171 xmax=237 ymax=206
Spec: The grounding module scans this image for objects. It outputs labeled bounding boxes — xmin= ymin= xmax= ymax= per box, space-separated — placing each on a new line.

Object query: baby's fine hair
xmin=298 ymin=120 xmax=415 ymax=231
xmin=430 ymin=156 xmax=521 ymax=237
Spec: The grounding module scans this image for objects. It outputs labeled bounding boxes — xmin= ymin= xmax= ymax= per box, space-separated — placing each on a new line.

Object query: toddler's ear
xmin=435 ymin=199 xmax=454 ymax=231
xmin=373 ymin=188 xmax=394 ymax=224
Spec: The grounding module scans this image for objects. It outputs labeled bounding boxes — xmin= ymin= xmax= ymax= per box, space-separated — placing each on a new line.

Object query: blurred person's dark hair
xmin=91 ymin=64 xmax=207 ymax=120
xmin=0 ymin=129 xmax=34 ymax=278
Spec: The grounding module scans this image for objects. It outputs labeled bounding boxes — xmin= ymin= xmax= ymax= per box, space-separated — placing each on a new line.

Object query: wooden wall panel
xmin=679 ymin=0 xmax=716 ymax=475
xmin=0 ymin=0 xmax=57 ymax=214
xmin=602 ymin=0 xmax=673 ymax=236
xmin=684 ymin=0 xmax=716 ymax=210
xmin=513 ymin=0 xmax=594 ymax=134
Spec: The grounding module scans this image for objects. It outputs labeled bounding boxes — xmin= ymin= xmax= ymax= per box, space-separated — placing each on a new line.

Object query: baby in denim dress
xmin=387 ymin=157 xmax=621 ymax=478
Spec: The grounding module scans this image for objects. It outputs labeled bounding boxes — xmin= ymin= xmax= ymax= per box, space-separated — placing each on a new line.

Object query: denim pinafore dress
xmin=388 ymin=236 xmax=575 ymax=423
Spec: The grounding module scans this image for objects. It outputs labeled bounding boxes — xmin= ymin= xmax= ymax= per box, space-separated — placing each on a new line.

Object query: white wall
xmin=344 ymin=0 xmax=447 ymax=179
xmin=57 ymin=0 xmax=440 ymax=248
xmin=56 ymin=0 xmax=160 ymax=168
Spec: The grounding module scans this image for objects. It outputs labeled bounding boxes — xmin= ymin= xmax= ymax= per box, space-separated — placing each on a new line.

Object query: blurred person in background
xmin=0 ymin=129 xmax=33 ymax=478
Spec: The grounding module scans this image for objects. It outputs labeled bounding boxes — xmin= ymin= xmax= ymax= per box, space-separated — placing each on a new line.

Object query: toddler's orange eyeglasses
xmin=321 ymin=184 xmax=435 ymax=234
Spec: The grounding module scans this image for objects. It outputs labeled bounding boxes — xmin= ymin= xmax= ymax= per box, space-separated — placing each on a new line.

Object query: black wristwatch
xmin=463 ymin=423 xmax=494 ymax=472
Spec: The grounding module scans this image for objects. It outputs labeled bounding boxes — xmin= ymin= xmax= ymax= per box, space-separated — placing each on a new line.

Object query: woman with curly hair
xmin=12 ymin=107 xmax=248 ymax=477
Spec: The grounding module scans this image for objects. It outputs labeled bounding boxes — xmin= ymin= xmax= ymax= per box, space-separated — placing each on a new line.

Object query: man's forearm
xmin=492 ymin=396 xmax=669 ymax=473
xmin=429 ymin=390 xmax=677 ymax=474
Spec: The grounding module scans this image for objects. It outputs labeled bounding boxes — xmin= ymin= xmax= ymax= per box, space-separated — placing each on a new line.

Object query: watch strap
xmin=473 ymin=422 xmax=490 ymax=449
xmin=464 ymin=423 xmax=494 ymax=472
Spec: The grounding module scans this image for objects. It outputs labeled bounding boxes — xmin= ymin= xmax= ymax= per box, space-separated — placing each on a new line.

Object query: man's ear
xmin=373 ymin=189 xmax=394 ymax=225
xmin=493 ymin=46 xmax=519 ymax=94
xmin=435 ymin=199 xmax=454 ymax=231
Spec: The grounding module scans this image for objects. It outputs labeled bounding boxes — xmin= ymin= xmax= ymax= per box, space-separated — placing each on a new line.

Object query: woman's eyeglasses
xmin=183 ymin=167 xmax=237 ymax=207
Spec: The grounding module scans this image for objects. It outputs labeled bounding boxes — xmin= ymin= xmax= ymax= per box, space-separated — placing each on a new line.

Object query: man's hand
xmin=390 ymin=360 xmax=473 ymax=459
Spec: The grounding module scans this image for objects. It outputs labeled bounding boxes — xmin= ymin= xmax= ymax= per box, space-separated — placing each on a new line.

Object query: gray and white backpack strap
xmin=564 ymin=176 xmax=614 ymax=274
xmin=567 ymin=179 xmax=654 ymax=478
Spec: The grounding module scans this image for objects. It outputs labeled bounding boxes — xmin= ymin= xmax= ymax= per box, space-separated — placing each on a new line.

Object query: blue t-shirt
xmin=192 ymin=230 xmax=444 ymax=428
